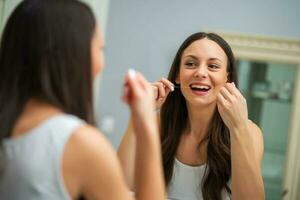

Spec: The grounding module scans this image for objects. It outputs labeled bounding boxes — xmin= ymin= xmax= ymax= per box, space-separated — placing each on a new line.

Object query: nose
xmin=194 ymin=65 xmax=208 ymax=78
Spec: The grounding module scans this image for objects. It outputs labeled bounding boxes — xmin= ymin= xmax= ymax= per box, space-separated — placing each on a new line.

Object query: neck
xmin=11 ymin=98 xmax=62 ymax=137
xmin=23 ymin=98 xmax=61 ymax=114
xmin=185 ymin=102 xmax=216 ymax=142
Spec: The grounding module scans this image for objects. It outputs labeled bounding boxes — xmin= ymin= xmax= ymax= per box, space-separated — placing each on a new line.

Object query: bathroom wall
xmin=101 ymin=0 xmax=300 ymax=147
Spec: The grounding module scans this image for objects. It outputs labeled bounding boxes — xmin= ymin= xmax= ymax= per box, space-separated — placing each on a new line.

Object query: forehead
xmin=182 ymin=38 xmax=227 ymax=61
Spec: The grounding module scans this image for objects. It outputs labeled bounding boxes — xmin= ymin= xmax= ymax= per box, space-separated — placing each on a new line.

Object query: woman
xmin=0 ymin=0 xmax=165 ymax=199
xmin=118 ymin=32 xmax=265 ymax=200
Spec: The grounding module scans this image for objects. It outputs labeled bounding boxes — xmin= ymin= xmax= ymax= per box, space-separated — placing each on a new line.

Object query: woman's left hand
xmin=217 ymin=82 xmax=248 ymax=131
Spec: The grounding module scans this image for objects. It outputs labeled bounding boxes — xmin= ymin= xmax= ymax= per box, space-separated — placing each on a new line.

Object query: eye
xmin=208 ymin=64 xmax=220 ymax=69
xmin=184 ymin=61 xmax=197 ymax=68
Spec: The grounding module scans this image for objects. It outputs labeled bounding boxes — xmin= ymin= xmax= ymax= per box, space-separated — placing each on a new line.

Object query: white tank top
xmin=167 ymin=158 xmax=231 ymax=200
xmin=0 ymin=114 xmax=84 ymax=200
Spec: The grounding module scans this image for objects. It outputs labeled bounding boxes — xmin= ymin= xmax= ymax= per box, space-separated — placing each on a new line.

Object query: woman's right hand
xmin=152 ymin=78 xmax=174 ymax=110
xmin=122 ymin=69 xmax=157 ymax=135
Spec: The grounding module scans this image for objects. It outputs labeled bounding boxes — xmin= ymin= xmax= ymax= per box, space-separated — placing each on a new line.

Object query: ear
xmin=226 ymin=72 xmax=229 ymax=83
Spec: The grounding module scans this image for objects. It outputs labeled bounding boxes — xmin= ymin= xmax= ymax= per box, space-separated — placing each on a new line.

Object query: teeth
xmin=191 ymin=85 xmax=210 ymax=90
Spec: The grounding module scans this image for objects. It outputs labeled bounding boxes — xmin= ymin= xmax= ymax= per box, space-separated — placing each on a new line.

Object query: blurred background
xmin=1 ymin=0 xmax=300 ymax=199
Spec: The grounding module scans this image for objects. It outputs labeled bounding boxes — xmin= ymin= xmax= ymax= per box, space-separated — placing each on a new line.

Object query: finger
xmin=152 ymin=83 xmax=170 ymax=101
xmin=225 ymin=82 xmax=241 ymax=97
xmin=217 ymin=93 xmax=227 ymax=108
xmin=122 ymin=85 xmax=129 ymax=103
xmin=219 ymin=86 xmax=233 ymax=102
xmin=152 ymin=83 xmax=161 ymax=99
xmin=154 ymin=82 xmax=166 ymax=99
xmin=164 ymin=86 xmax=172 ymax=97
xmin=136 ymin=73 xmax=154 ymax=98
xmin=126 ymin=69 xmax=142 ymax=98
xmin=160 ymin=78 xmax=174 ymax=91
xmin=134 ymin=72 xmax=147 ymax=90
xmin=122 ymin=75 xmax=130 ymax=102
xmin=152 ymin=86 xmax=159 ymax=99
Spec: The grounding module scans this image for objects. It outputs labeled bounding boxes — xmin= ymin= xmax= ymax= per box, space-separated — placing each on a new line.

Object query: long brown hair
xmin=160 ymin=32 xmax=237 ymax=200
xmin=0 ymin=0 xmax=95 ymax=176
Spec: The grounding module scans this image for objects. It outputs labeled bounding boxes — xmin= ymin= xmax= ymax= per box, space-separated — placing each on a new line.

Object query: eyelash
xmin=184 ymin=62 xmax=220 ymax=69
xmin=185 ymin=62 xmax=197 ymax=68
xmin=208 ymin=64 xmax=219 ymax=69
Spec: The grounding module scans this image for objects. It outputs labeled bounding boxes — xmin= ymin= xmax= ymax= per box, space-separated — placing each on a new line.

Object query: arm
xmin=117 ymin=117 xmax=136 ymax=190
xmin=65 ymin=124 xmax=165 ymax=200
xmin=122 ymin=71 xmax=166 ymax=199
xmin=118 ymin=77 xmax=173 ymax=190
xmin=217 ymin=82 xmax=265 ymax=200
xmin=64 ymin=72 xmax=166 ymax=200
xmin=133 ymin=112 xmax=164 ymax=200
xmin=63 ymin=125 xmax=134 ymax=200
xmin=118 ymin=114 xmax=161 ymax=190
xmin=230 ymin=121 xmax=264 ymax=200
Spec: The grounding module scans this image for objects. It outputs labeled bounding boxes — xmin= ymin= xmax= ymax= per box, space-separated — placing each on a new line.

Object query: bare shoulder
xmin=63 ymin=124 xmax=131 ymax=199
xmin=70 ymin=124 xmax=113 ymax=153
xmin=66 ymin=124 xmax=121 ymax=173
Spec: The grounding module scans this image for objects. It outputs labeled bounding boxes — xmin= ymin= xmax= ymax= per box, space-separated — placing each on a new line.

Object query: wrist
xmin=229 ymin=120 xmax=250 ymax=134
xmin=133 ymin=116 xmax=158 ymax=135
xmin=135 ymin=125 xmax=160 ymax=146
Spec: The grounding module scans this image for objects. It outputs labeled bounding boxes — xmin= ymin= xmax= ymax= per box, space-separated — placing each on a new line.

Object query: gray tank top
xmin=0 ymin=114 xmax=84 ymax=200
xmin=167 ymin=158 xmax=231 ymax=200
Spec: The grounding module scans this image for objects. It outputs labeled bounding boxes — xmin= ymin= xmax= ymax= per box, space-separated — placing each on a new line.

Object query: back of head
xmin=0 ymin=0 xmax=96 ymax=141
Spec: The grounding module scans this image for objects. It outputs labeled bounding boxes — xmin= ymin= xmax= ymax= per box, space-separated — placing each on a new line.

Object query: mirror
xmin=219 ymin=31 xmax=300 ymax=200
xmin=237 ymin=60 xmax=296 ymax=199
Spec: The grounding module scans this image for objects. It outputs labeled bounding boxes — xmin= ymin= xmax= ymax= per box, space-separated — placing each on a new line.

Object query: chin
xmin=186 ymin=96 xmax=217 ymax=108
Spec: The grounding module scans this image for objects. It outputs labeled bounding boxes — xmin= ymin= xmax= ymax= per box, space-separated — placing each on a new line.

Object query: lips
xmin=189 ymin=83 xmax=212 ymax=96
xmin=189 ymin=83 xmax=211 ymax=91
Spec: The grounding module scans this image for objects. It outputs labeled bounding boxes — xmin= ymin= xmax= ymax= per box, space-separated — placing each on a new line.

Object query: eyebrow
xmin=182 ymin=55 xmax=222 ymax=62
xmin=208 ymin=58 xmax=222 ymax=62
xmin=182 ymin=55 xmax=198 ymax=60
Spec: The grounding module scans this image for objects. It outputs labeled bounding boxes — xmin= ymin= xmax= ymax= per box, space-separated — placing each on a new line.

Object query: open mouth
xmin=189 ymin=84 xmax=212 ymax=92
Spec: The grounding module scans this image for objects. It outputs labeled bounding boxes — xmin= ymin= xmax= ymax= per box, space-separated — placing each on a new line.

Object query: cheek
xmin=92 ymin=51 xmax=105 ymax=77
xmin=179 ymin=68 xmax=193 ymax=84
xmin=212 ymin=70 xmax=228 ymax=84
xmin=211 ymin=73 xmax=227 ymax=93
xmin=98 ymin=52 xmax=105 ymax=71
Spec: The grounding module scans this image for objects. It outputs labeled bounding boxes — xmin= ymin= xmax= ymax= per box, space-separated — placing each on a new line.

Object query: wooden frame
xmin=217 ymin=31 xmax=300 ymax=200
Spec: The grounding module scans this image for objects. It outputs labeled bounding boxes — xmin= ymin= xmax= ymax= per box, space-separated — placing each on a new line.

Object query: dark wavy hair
xmin=0 ymin=0 xmax=96 ymax=189
xmin=160 ymin=32 xmax=237 ymax=200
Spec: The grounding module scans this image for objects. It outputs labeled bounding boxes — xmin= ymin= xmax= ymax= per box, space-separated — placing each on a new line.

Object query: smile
xmin=189 ymin=83 xmax=212 ymax=96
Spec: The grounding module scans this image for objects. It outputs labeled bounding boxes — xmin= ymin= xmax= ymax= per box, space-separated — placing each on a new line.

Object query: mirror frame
xmin=217 ymin=31 xmax=300 ymax=200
